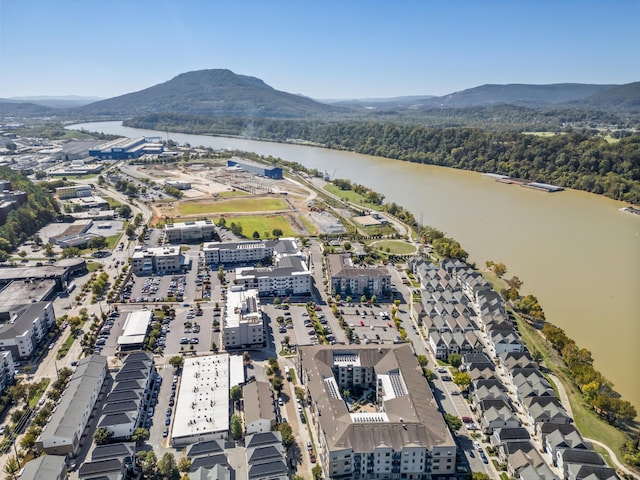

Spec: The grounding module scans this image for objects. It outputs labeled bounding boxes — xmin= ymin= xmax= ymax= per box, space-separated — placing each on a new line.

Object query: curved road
xmin=549 ymin=375 xmax=639 ymax=479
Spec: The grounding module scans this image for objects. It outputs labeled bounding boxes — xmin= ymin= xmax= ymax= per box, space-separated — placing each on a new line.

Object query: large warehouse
xmin=227 ymin=158 xmax=283 ymax=179
xmin=88 ymin=137 xmax=164 ymax=160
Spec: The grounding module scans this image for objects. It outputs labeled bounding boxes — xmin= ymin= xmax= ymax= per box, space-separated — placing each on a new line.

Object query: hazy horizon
xmin=1 ymin=1 xmax=639 ymax=99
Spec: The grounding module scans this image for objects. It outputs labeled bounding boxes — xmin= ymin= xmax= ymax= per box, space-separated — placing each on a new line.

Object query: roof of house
xmin=90 ymin=442 xmax=134 ymax=461
xmin=186 ymin=439 xmax=226 ymax=458
xmin=189 ymin=465 xmax=232 ymax=480
xmin=566 ymin=464 xmax=619 ymax=480
xmin=77 ymin=458 xmax=124 ymax=478
xmin=243 ymin=381 xmax=275 ymax=426
xmin=559 ymin=449 xmax=605 ymax=466
xmin=494 ymin=427 xmax=531 ymax=442
xmin=518 ymin=462 xmax=559 ymax=480
xmin=245 ymin=431 xmax=282 ymax=449
xmin=17 ymin=455 xmax=66 ymax=480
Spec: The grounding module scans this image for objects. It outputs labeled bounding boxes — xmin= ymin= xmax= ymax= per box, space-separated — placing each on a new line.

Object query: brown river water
xmin=70 ymin=122 xmax=640 ymax=410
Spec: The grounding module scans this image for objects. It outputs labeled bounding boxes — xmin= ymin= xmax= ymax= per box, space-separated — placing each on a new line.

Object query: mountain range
xmin=1 ymin=69 xmax=639 ymax=119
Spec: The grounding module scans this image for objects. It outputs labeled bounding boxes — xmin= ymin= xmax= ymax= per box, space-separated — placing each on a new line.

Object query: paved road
xmin=550 ymin=375 xmax=640 ymax=479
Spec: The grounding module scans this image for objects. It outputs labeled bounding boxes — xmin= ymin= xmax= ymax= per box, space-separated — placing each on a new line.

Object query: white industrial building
xmin=164 ymin=220 xmax=216 ymax=243
xmin=164 ymin=180 xmax=191 ymax=190
xmin=171 ymin=354 xmax=231 ymax=447
xmin=117 ymin=310 xmax=152 ymax=351
xmin=37 ymin=355 xmax=108 ymax=456
xmin=223 ymin=287 xmax=264 ymax=350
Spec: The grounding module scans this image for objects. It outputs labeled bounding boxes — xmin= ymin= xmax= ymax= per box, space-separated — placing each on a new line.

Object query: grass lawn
xmin=104 ymin=234 xmax=121 ymax=249
xmin=179 ymin=197 xmax=287 ymax=215
xmin=324 ymin=184 xmax=382 ymax=210
xmin=27 ymin=378 xmax=50 ymax=409
xmin=364 ymin=224 xmax=397 ymax=237
xmin=522 ymin=131 xmax=560 ymax=137
xmin=222 ymin=215 xmax=297 ymax=238
xmin=86 ymin=261 xmax=102 ymax=273
xmin=217 ymin=190 xmax=248 ymax=197
xmin=298 ymin=215 xmax=318 ymax=236
xmin=103 ymin=196 xmax=122 ymax=208
xmin=56 ymin=334 xmax=76 ymax=359
xmin=372 ymin=240 xmax=416 ymax=255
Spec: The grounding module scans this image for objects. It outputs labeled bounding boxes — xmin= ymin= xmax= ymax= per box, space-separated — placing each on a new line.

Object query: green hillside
xmin=80 ymin=69 xmax=348 ymax=118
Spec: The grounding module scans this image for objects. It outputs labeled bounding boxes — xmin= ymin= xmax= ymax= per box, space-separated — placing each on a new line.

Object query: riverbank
xmin=66 ymin=122 xmax=640 ymax=412
xmin=481 ymin=270 xmax=638 ymax=474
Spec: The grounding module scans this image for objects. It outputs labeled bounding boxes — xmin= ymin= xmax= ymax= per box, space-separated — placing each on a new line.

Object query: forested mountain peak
xmin=578 ymin=82 xmax=640 ymax=111
xmin=79 ymin=69 xmax=346 ymax=118
xmin=431 ymin=83 xmax=618 ymax=107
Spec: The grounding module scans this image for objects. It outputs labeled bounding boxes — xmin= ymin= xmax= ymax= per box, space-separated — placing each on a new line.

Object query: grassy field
xmin=179 ymin=197 xmax=288 ymax=215
xmin=221 ymin=215 xmax=297 ymax=238
xmin=522 ymin=131 xmax=560 ymax=137
xmin=217 ymin=190 xmax=248 ymax=197
xmin=103 ymin=196 xmax=122 ymax=208
xmin=298 ymin=215 xmax=318 ymax=236
xmin=371 ymin=239 xmax=416 ymax=255
xmin=86 ymin=261 xmax=102 ymax=273
xmin=363 ymin=224 xmax=397 ymax=237
xmin=324 ymin=184 xmax=382 ymax=210
xmin=104 ymin=234 xmax=120 ymax=249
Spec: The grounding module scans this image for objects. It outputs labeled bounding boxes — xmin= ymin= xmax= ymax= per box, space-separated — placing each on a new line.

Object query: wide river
xmin=69 ymin=121 xmax=640 ymax=409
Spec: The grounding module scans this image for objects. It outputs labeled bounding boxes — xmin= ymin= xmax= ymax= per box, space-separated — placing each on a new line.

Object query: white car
xmin=473 ymin=441 xmax=482 ymax=451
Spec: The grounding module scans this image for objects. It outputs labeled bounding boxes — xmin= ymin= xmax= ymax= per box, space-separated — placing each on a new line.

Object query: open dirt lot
xmin=140 ymin=164 xmax=324 ymax=237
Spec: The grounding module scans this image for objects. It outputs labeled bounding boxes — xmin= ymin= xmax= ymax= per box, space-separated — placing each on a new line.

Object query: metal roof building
xmin=171 ymin=354 xmax=231 ymax=447
xmin=117 ymin=310 xmax=152 ymax=351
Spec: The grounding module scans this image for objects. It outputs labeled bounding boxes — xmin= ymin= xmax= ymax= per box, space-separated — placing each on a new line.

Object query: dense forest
xmin=0 ymin=167 xmax=59 ymax=256
xmin=126 ymin=114 xmax=640 ymax=205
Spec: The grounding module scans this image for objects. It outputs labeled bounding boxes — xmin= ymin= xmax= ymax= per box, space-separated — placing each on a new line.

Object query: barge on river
xmin=483 ymin=173 xmax=564 ymax=192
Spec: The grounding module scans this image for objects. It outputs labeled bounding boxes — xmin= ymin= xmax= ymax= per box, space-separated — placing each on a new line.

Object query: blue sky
xmin=1 ymin=0 xmax=639 ymax=99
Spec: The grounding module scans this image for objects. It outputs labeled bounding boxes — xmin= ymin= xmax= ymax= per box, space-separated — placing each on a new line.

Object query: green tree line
xmin=542 ymin=323 xmax=636 ymax=424
xmin=0 ymin=167 xmax=59 ymax=256
xmin=125 ymin=114 xmax=640 ymax=205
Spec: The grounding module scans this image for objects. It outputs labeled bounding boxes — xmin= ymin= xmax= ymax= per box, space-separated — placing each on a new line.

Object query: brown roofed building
xmin=298 ymin=344 xmax=456 ymax=479
xmin=326 ymin=254 xmax=391 ymax=297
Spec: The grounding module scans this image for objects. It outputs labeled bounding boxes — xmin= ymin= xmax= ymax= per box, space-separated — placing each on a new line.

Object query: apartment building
xmin=164 ymin=220 xmax=216 ymax=243
xmin=0 ymin=301 xmax=56 ymax=359
xmin=131 ymin=246 xmax=186 ymax=276
xmin=298 ymin=344 xmax=456 ymax=479
xmin=223 ymin=287 xmax=264 ymax=350
xmin=327 ymin=254 xmax=391 ymax=297
xmin=37 ymin=355 xmax=108 ymax=456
